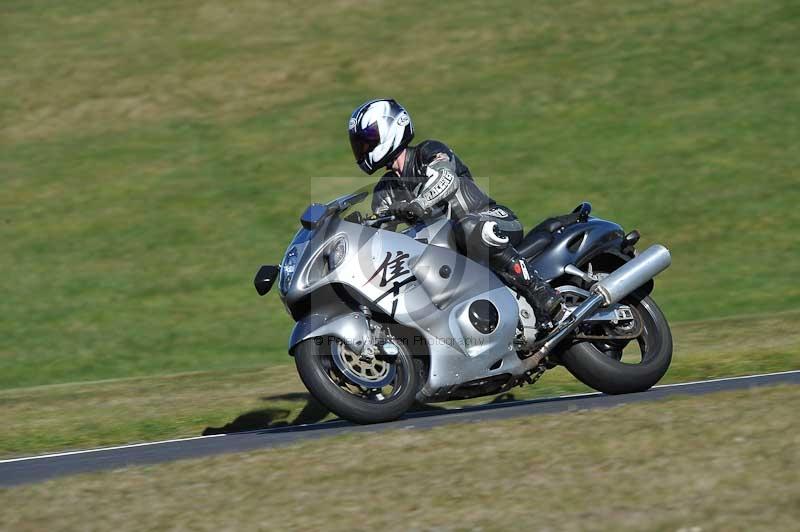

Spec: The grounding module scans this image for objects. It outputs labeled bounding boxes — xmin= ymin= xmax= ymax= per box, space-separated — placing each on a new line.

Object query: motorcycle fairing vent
xmin=468 ymin=299 xmax=499 ymax=334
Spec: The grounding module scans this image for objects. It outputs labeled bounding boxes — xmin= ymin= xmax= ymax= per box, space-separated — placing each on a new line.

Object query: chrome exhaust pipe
xmin=523 ymin=244 xmax=671 ymax=367
xmin=591 ymin=244 xmax=672 ymax=305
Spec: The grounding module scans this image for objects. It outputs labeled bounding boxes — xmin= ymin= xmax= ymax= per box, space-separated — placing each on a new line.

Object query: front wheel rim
xmin=321 ymin=340 xmax=407 ymax=403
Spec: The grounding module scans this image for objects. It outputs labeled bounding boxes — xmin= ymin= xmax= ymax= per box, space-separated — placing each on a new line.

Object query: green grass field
xmin=2 ymin=0 xmax=798 ymax=395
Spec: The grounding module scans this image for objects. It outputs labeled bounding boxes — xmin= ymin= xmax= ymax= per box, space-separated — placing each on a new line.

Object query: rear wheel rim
xmin=591 ymin=297 xmax=663 ymax=366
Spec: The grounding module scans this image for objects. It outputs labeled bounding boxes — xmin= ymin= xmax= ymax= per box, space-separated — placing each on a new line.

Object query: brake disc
xmin=330 ymin=340 xmax=396 ymax=389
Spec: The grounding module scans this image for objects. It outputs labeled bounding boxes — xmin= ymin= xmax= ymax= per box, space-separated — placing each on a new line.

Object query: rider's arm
xmin=372 ymin=171 xmax=413 ymax=215
xmin=410 ymin=141 xmax=460 ymax=213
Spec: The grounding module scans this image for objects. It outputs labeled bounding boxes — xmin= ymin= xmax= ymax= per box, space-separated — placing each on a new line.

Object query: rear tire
xmin=560 ymin=295 xmax=672 ymax=394
xmin=294 ymin=337 xmax=419 ymax=424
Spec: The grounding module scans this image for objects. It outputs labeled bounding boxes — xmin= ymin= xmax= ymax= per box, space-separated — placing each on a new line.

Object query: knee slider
xmin=480 ymin=221 xmax=509 ymax=248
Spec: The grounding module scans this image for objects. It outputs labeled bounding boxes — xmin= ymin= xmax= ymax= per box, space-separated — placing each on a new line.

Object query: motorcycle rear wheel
xmin=294 ymin=337 xmax=419 ymax=424
xmin=560 ymin=294 xmax=672 ymax=394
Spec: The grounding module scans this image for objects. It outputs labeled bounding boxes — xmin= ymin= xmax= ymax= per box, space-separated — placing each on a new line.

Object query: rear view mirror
xmin=254 ymin=265 xmax=280 ymax=296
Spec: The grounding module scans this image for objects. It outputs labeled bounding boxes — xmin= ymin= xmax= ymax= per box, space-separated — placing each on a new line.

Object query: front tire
xmin=294 ymin=337 xmax=419 ymax=424
xmin=560 ymin=294 xmax=672 ymax=394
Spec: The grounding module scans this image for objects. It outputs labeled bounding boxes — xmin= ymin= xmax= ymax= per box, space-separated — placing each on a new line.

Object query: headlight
xmin=326 ymin=236 xmax=347 ymax=271
xmin=279 ymin=246 xmax=298 ymax=295
xmin=304 ymin=236 xmax=348 ymax=287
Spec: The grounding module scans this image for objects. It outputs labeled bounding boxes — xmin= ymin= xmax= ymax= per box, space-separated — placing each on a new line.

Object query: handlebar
xmin=365 ymin=214 xmax=396 ymax=228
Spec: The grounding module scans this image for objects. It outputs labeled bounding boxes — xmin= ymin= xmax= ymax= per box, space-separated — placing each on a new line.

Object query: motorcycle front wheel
xmin=294 ymin=337 xmax=419 ymax=424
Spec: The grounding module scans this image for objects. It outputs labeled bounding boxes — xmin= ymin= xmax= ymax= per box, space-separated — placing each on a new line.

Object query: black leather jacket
xmin=372 ymin=140 xmax=495 ymax=220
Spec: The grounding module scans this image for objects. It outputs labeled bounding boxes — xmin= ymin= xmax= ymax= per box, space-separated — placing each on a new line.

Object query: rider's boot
xmin=504 ymin=254 xmax=564 ymax=330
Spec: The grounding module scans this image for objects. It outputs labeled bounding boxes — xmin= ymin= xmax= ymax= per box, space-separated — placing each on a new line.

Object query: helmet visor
xmin=349 ymin=121 xmax=381 ymax=167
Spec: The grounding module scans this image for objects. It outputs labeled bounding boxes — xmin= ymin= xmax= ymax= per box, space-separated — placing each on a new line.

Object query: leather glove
xmin=387 ymin=200 xmax=426 ymax=222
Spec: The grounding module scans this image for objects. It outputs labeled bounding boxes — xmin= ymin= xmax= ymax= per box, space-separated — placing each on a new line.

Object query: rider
xmin=348 ymin=98 xmax=564 ymax=327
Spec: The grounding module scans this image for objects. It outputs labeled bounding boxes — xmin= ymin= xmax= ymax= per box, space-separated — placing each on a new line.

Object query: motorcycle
xmin=254 ymin=190 xmax=673 ymax=424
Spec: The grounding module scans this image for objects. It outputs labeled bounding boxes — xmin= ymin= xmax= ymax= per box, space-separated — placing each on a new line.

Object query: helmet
xmin=348 ymin=99 xmax=414 ymax=174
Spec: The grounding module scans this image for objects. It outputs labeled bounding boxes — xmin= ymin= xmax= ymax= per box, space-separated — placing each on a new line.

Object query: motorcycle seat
xmin=531 ymin=217 xmax=566 ymax=234
xmin=517 ymin=209 xmax=585 ymax=259
xmin=531 ymin=209 xmax=585 ymax=234
xmin=517 ymin=229 xmax=553 ymax=259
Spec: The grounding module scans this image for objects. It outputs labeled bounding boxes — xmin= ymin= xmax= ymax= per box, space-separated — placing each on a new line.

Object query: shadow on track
xmin=202 ymin=393 xmax=329 ymax=435
xmin=202 ymin=392 xmax=521 ymax=435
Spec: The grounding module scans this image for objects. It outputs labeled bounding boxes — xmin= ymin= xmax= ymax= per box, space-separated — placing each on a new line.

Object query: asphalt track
xmin=1 ymin=370 xmax=798 ymax=487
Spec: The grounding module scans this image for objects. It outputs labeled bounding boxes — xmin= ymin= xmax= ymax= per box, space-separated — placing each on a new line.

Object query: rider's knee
xmin=480 ymin=220 xmax=510 ymax=249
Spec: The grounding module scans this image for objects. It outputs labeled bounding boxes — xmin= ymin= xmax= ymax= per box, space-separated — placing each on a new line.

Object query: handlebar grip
xmin=366 ymin=215 xmax=396 ymax=227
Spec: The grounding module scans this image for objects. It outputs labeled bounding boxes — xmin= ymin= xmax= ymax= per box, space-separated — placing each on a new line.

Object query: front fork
xmin=357 ymin=305 xmax=402 ymax=363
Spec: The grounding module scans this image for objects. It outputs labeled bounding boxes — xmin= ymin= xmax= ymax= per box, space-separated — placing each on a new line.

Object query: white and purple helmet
xmin=348 ymin=99 xmax=414 ymax=174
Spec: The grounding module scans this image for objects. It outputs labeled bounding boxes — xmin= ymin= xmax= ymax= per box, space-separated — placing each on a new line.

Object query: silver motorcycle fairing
xmin=281 ymin=216 xmax=530 ymax=396
xmin=289 ymin=312 xmax=372 ymax=355
xmin=402 ymin=217 xmax=457 ymax=249
xmin=418 ymin=285 xmax=524 ymax=398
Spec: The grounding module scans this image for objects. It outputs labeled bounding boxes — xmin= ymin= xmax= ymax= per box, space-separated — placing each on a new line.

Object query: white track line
xmin=2 ymin=369 xmax=798 ymax=465
xmin=653 ymin=369 xmax=800 ymax=388
xmin=491 ymin=369 xmax=800 ymax=402
xmin=0 ymin=434 xmax=226 ymax=464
